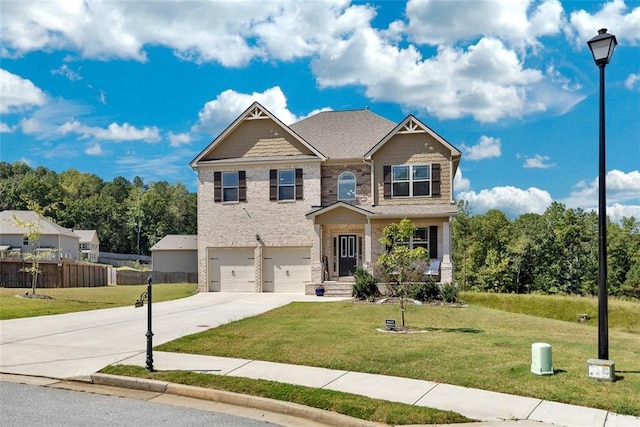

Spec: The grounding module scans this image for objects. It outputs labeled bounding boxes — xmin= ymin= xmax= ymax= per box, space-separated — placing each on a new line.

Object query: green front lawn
xmin=0 ymin=284 xmax=198 ymax=319
xmin=156 ymin=299 xmax=640 ymax=416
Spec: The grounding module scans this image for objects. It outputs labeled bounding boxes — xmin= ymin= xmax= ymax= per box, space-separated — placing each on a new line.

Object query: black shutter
xmin=432 ymin=163 xmax=441 ymax=197
xmin=214 ymin=172 xmax=222 ymax=202
xmin=383 ymin=165 xmax=391 ymax=199
xmin=429 ymin=225 xmax=438 ymax=259
xmin=239 ymin=171 xmax=246 ymax=202
xmin=269 ymin=169 xmax=277 ymax=201
xmin=295 ymin=168 xmax=303 ymax=200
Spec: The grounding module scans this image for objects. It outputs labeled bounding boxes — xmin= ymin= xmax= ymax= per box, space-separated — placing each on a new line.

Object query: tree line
xmin=0 ymin=162 xmax=196 ymax=256
xmin=452 ymin=201 xmax=640 ymax=299
xmin=3 ymin=161 xmax=638 ymax=298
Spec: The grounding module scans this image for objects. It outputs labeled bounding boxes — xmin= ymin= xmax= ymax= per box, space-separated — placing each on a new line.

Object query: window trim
xmin=278 ymin=169 xmax=295 ymax=201
xmin=391 ymin=164 xmax=431 ymax=198
xmin=337 ymin=172 xmax=356 ymax=201
xmin=222 ymin=171 xmax=239 ymax=202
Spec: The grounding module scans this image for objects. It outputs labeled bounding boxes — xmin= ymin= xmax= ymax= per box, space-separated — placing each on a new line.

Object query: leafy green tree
xmin=376 ymin=219 xmax=428 ymax=327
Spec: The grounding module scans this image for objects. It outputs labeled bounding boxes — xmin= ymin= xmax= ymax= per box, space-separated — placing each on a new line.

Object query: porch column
xmin=311 ymin=224 xmax=323 ymax=283
xmin=364 ymin=222 xmax=372 ymax=272
xmin=441 ymin=218 xmax=453 ymax=283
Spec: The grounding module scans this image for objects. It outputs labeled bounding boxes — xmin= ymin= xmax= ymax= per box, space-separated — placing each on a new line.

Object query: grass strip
xmin=101 ymin=365 xmax=472 ymax=425
xmin=0 ymin=284 xmax=198 ymax=319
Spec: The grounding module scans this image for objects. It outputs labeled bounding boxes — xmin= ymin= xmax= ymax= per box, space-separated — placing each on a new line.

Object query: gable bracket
xmin=398 ymin=118 xmax=426 ymax=134
xmin=246 ymin=106 xmax=269 ymax=120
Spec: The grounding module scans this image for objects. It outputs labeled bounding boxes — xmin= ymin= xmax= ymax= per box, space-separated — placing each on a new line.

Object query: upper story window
xmin=270 ymin=168 xmax=303 ymax=201
xmin=278 ymin=170 xmax=295 ymax=200
xmin=214 ymin=171 xmax=246 ymax=203
xmin=338 ymin=172 xmax=356 ymax=201
xmin=23 ymin=236 xmax=29 ymax=246
xmin=384 ymin=164 xmax=441 ymax=199
xmin=392 ymin=165 xmax=429 ymax=197
xmin=222 ymin=172 xmax=239 ymax=202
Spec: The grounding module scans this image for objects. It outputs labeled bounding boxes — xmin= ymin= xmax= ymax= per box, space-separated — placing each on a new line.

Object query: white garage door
xmin=263 ymin=247 xmax=311 ymax=293
xmin=209 ymin=248 xmax=255 ymax=292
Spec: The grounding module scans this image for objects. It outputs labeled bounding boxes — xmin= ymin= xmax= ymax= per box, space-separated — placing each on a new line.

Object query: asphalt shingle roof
xmin=290 ymin=109 xmax=396 ymax=159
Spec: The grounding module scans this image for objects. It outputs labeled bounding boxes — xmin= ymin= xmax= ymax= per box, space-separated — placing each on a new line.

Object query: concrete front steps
xmin=305 ymin=282 xmax=353 ymax=297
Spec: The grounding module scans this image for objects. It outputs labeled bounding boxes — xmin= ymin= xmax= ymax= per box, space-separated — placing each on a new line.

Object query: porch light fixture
xmin=586 ymin=28 xmax=617 ymax=380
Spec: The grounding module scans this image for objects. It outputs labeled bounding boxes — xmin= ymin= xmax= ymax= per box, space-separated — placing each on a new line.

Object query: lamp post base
xmin=586 ymin=358 xmax=615 ymax=381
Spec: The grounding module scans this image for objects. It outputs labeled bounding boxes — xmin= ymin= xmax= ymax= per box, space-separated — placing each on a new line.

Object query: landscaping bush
xmin=441 ymin=283 xmax=459 ymax=303
xmin=409 ymin=280 xmax=440 ymax=302
xmin=353 ymin=267 xmax=379 ymax=300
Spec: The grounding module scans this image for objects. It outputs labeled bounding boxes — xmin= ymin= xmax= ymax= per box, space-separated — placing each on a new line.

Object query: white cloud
xmin=523 ymin=154 xmax=555 ymax=169
xmin=0 ymin=122 xmax=13 ymax=133
xmin=85 ymin=143 xmax=103 ymax=155
xmin=192 ymin=86 xmax=301 ymax=135
xmin=454 ymin=168 xmax=471 ymax=192
xmin=168 ymin=132 xmax=192 ymax=147
xmin=0 ymin=69 xmax=47 ymax=113
xmin=0 ymin=0 xmax=375 ymax=67
xmin=404 ymin=0 xmax=564 ymax=48
xmin=562 ymin=169 xmax=640 ymax=208
xmin=625 ymin=73 xmax=640 ymax=90
xmin=457 ymin=186 xmax=553 ymax=216
xmin=0 ymin=1 xmax=592 ymax=124
xmin=51 ymin=64 xmax=82 ymax=81
xmin=57 ymin=119 xmax=160 ymax=142
xmin=569 ymin=0 xmax=640 ymax=47
xmin=608 ymin=203 xmax=640 ymax=222
xmin=460 ymin=136 xmax=502 ymax=161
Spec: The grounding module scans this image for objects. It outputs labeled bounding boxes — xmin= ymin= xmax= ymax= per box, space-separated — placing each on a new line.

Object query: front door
xmin=338 ymin=235 xmax=357 ymax=277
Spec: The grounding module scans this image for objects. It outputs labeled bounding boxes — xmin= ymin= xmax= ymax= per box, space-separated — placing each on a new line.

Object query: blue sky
xmin=1 ymin=0 xmax=639 ymax=220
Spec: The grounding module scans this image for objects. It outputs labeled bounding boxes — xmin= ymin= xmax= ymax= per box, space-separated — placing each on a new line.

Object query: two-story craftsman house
xmin=190 ymin=102 xmax=461 ymax=294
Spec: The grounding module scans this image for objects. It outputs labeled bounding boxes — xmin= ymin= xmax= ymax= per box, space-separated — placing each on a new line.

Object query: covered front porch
xmin=306 ymin=202 xmax=455 ymax=294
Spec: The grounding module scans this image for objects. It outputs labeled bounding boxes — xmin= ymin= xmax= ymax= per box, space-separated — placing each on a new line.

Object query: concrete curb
xmin=90 ymin=373 xmax=386 ymax=427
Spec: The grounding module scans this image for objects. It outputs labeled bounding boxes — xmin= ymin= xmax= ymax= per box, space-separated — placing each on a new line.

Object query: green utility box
xmin=531 ymin=342 xmax=554 ymax=375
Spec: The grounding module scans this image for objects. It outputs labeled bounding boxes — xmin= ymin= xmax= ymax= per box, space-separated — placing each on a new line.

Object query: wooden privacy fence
xmin=0 ymin=260 xmax=108 ymax=288
xmin=116 ymin=270 xmax=197 ymax=285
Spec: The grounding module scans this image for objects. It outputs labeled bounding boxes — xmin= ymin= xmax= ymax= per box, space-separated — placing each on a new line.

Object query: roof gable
xmin=364 ymin=115 xmax=461 ymax=160
xmin=190 ymin=102 xmax=326 ymax=167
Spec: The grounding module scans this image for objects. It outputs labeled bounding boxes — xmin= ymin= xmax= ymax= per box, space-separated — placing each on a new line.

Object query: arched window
xmin=338 ymin=172 xmax=356 ymax=201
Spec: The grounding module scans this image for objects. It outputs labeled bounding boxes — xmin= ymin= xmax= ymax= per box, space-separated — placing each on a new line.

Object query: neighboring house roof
xmin=0 ymin=210 xmax=78 ymax=238
xmin=75 ymin=230 xmax=98 ymax=243
xmin=190 ymin=102 xmax=327 ymax=167
xmin=290 ymin=109 xmax=396 ymax=159
xmin=150 ymin=235 xmax=197 ymax=251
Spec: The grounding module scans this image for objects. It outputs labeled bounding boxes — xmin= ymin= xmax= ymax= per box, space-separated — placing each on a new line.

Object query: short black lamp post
xmin=135 ymin=276 xmax=154 ymax=371
xmin=586 ymin=28 xmax=617 ymax=380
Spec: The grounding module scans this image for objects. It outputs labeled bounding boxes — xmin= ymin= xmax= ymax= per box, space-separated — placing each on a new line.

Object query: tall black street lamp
xmin=587 ymin=28 xmax=617 ymax=362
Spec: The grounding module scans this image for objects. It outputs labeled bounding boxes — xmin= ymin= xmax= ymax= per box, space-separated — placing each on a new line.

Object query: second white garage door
xmin=209 ymin=248 xmax=255 ymax=292
xmin=263 ymin=247 xmax=311 ymax=293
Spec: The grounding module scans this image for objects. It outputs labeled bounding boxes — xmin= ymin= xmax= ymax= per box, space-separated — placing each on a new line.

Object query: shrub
xmin=353 ymin=267 xmax=379 ymax=300
xmin=441 ymin=283 xmax=459 ymax=303
xmin=409 ymin=280 xmax=440 ymax=302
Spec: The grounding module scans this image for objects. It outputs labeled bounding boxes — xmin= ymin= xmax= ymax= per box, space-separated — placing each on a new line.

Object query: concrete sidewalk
xmin=120 ymin=351 xmax=640 ymax=427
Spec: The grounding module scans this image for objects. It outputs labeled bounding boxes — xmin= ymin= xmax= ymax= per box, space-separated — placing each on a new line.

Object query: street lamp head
xmin=587 ymin=28 xmax=617 ymax=66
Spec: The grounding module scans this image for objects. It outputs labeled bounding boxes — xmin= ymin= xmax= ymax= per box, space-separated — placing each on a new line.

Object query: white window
xmin=278 ymin=170 xmax=295 ymax=200
xmin=338 ymin=172 xmax=356 ymax=201
xmin=392 ymin=165 xmax=430 ymax=197
xmin=401 ymin=227 xmax=429 ymax=252
xmin=222 ymin=172 xmax=239 ymax=202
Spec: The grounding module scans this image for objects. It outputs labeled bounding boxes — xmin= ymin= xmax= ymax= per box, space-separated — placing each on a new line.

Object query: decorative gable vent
xmin=398 ymin=118 xmax=425 ymax=134
xmin=247 ymin=106 xmax=269 ymax=120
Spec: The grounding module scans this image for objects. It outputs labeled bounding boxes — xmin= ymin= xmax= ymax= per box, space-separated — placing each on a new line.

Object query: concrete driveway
xmin=0 ymin=292 xmax=337 ymax=380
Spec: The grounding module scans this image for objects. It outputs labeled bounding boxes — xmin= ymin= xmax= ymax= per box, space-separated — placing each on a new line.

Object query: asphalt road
xmin=1 ymin=381 xmax=277 ymax=427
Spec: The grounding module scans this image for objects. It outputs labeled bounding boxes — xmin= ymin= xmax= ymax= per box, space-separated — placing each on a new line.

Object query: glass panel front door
xmin=339 ymin=235 xmax=357 ymax=277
